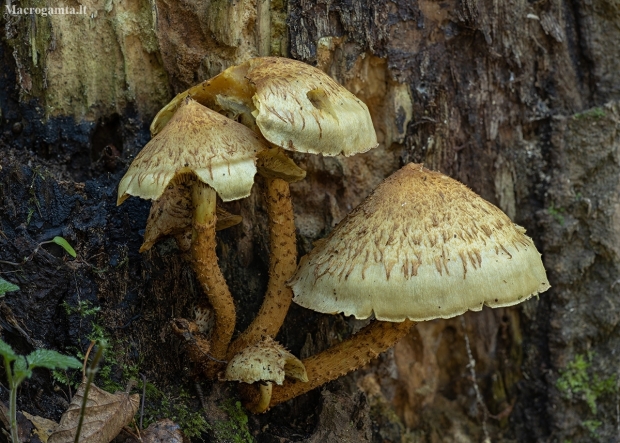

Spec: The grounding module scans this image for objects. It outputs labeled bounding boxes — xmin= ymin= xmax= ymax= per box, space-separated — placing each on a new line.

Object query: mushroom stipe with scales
xmin=256 ymin=163 xmax=550 ymax=409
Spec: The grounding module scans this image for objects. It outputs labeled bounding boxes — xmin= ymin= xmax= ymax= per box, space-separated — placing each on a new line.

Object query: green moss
xmin=582 ymin=420 xmax=602 ymax=437
xmin=62 ymin=299 xmax=102 ymax=318
xmin=573 ymin=107 xmax=606 ymax=120
xmin=547 ymin=204 xmax=565 ymax=225
xmin=556 ymin=352 xmax=616 ymax=415
xmin=141 ymin=384 xmax=209 ymax=438
xmin=209 ymin=400 xmax=254 ymax=443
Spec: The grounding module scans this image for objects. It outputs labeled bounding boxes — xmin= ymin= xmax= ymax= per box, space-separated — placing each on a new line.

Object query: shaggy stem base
xmin=265 ymin=320 xmax=414 ymax=408
xmin=191 ymin=184 xmax=235 ymax=375
xmin=228 ymin=178 xmax=296 ymax=358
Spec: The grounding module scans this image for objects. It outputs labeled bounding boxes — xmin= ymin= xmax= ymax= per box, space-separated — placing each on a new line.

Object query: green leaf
xmin=0 ymin=278 xmax=20 ymax=297
xmin=52 ymin=236 xmax=77 ymax=258
xmin=0 ymin=338 xmax=18 ymax=362
xmin=13 ymin=356 xmax=32 ymax=382
xmin=26 ymin=349 xmax=82 ymax=371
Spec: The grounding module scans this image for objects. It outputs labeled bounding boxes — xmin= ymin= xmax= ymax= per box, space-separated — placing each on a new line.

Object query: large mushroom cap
xmin=118 ymin=98 xmax=266 ymax=205
xmin=290 ymin=163 xmax=551 ymax=322
xmin=151 ymin=57 xmax=378 ymax=157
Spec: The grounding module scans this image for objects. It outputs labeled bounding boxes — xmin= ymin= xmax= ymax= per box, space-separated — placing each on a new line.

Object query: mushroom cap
xmin=225 ymin=337 xmax=308 ymax=385
xmin=247 ymin=57 xmax=378 ymax=156
xmin=150 ymin=57 xmax=378 ymax=157
xmin=290 ymin=163 xmax=551 ymax=322
xmin=118 ymin=98 xmax=266 ymax=205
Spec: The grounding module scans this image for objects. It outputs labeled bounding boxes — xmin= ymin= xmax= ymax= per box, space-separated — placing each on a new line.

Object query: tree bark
xmin=1 ymin=0 xmax=619 ymax=442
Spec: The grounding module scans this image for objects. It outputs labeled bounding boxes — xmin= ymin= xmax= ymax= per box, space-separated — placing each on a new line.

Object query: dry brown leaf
xmin=21 ymin=411 xmax=59 ymax=442
xmin=48 ymin=383 xmax=139 ymax=443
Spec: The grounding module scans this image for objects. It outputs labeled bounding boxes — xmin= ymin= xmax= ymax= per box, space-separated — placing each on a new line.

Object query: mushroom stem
xmin=228 ymin=177 xmax=296 ymax=358
xmin=191 ymin=182 xmax=236 ymax=374
xmin=240 ymin=382 xmax=274 ymax=414
xmin=264 ymin=320 xmax=414 ymax=408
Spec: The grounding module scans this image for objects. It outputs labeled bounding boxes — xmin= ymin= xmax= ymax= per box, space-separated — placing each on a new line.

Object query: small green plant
xmin=52 ymin=368 xmax=81 ymax=390
xmin=50 ymin=236 xmax=77 ymax=258
xmin=0 ymin=278 xmax=19 ymax=297
xmin=547 ymin=204 xmax=565 ymax=225
xmin=0 ymin=337 xmax=81 ymax=443
xmin=556 ymin=352 xmax=616 ymax=414
xmin=25 ymin=208 xmax=35 ymax=226
xmin=141 ymin=383 xmax=209 ymax=438
xmin=0 ymin=236 xmax=77 ymax=266
xmin=62 ymin=299 xmax=101 ymax=318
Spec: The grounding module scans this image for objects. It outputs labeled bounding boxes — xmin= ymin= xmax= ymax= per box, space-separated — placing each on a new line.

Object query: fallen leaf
xmin=48 ymin=383 xmax=139 ymax=443
xmin=21 ymin=411 xmax=58 ymax=442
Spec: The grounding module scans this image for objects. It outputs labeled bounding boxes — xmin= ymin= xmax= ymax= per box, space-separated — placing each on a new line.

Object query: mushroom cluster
xmin=118 ymin=57 xmax=377 ymax=377
xmin=117 ymin=57 xmax=550 ymax=414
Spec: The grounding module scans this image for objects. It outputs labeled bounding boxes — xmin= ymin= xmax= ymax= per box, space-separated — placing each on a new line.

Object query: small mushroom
xmin=225 ymin=336 xmax=307 ymax=413
xmin=150 ymin=57 xmax=378 ymax=358
xmin=117 ymin=98 xmax=268 ymax=369
xmin=266 ymin=163 xmax=550 ymax=407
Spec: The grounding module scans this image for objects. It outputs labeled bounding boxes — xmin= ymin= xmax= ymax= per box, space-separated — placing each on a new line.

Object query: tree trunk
xmin=1 ymin=0 xmax=619 ymax=442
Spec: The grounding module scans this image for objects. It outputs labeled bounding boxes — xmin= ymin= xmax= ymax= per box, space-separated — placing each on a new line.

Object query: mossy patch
xmin=208 ymin=400 xmax=254 ymax=443
xmin=572 ymin=107 xmax=606 ymax=120
xmin=556 ymin=352 xmax=616 ymax=415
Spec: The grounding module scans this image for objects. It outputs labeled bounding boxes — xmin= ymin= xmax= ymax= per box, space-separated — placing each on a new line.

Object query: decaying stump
xmin=2 ymin=0 xmax=620 ymax=441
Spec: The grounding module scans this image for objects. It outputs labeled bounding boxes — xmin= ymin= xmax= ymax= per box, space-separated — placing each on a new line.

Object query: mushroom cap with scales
xmin=290 ymin=163 xmax=551 ymax=322
xmin=117 ymin=98 xmax=266 ymax=205
xmin=150 ymin=57 xmax=378 ymax=158
xmin=225 ymin=337 xmax=308 ymax=385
